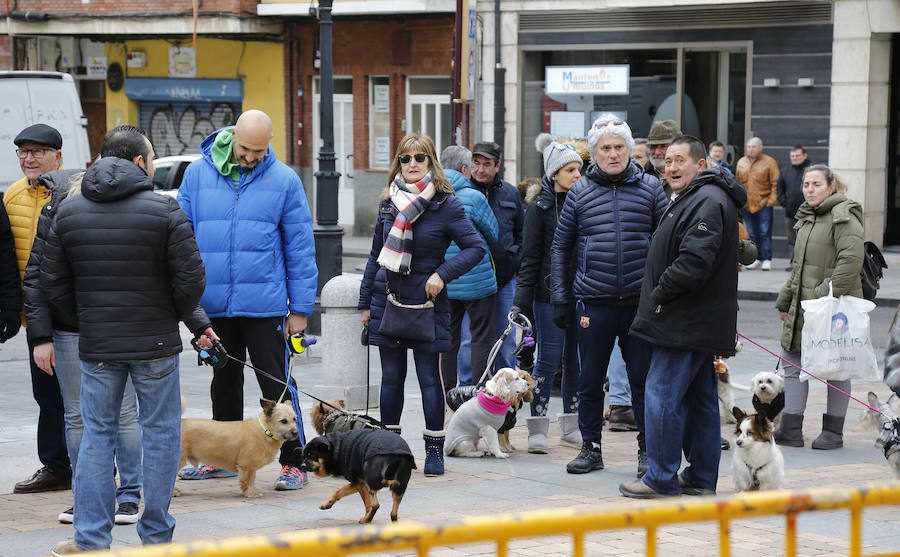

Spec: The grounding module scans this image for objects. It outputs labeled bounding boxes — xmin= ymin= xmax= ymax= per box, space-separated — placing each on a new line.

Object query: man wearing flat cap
xmin=4 ymin=123 xmax=72 ymax=494
xmin=646 ymin=120 xmax=682 ymax=199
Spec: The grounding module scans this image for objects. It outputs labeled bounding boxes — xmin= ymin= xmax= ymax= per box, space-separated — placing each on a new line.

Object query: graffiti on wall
xmin=145 ymin=102 xmax=239 ymax=157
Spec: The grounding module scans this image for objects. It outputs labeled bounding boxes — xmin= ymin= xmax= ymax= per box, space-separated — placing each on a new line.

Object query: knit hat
xmin=647 ymin=120 xmax=682 ymax=146
xmin=535 ymin=133 xmax=584 ymax=179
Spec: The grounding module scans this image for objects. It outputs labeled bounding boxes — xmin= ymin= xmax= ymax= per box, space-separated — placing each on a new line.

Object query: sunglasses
xmin=552 ymin=143 xmax=576 ymax=152
xmin=398 ymin=153 xmax=427 ymax=164
xmin=595 ymin=119 xmax=625 ymax=129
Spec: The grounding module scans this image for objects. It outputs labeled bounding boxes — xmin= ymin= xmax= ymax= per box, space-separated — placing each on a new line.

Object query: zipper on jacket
xmin=229 ymin=183 xmax=240 ymax=313
xmin=613 ymin=185 xmax=623 ymax=298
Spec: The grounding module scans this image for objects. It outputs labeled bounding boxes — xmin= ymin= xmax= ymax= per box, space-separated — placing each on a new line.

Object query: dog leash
xmin=193 ymin=338 xmax=388 ymax=429
xmin=735 ymin=331 xmax=884 ymax=415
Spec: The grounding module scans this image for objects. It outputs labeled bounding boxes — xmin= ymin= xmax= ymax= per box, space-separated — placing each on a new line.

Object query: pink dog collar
xmin=477 ymin=391 xmax=511 ymax=415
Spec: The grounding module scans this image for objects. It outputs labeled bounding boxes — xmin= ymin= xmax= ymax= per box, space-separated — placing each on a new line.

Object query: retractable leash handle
xmin=191 ymin=338 xmax=228 ymax=369
xmin=288 ymin=332 xmax=318 ymax=355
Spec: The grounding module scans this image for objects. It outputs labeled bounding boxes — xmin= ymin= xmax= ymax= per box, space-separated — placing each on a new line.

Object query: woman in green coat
xmin=774 ymin=164 xmax=864 ymax=449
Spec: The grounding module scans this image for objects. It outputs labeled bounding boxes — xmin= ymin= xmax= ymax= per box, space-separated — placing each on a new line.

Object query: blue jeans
xmin=607 ymin=344 xmax=631 ymax=406
xmin=531 ymin=301 xmax=580 ymax=415
xmin=75 ymin=356 xmax=182 ymax=551
xmin=53 ymin=330 xmax=142 ymax=505
xmin=575 ymin=303 xmax=649 ymax=447
xmin=379 ymin=347 xmax=444 ymax=431
xmin=642 ymin=345 xmax=720 ymax=495
xmin=492 ymin=278 xmax=517 ymax=370
xmin=742 ymin=206 xmax=773 ymax=261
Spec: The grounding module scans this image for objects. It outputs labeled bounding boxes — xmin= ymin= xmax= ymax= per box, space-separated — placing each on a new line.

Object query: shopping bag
xmin=800 ymin=282 xmax=880 ymax=382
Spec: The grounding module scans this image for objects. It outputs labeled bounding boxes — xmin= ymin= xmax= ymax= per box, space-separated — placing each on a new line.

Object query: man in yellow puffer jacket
xmin=3 ymin=123 xmax=72 ymax=494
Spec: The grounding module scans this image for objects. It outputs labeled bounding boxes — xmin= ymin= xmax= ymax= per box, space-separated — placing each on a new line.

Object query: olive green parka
xmin=775 ymin=193 xmax=864 ymax=353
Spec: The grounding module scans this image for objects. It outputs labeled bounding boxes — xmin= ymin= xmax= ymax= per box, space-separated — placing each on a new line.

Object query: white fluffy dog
xmin=731 ymin=407 xmax=784 ymax=492
xmin=750 ymin=371 xmax=785 ymax=429
xmin=444 ymin=368 xmax=529 ymax=459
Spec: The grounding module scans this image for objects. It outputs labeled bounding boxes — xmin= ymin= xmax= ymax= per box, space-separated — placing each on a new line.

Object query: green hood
xmin=211 ymin=128 xmax=241 ymax=183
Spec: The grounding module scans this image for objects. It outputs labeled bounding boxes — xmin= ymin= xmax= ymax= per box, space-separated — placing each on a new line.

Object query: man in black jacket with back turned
xmin=40 ymin=126 xmax=217 ymax=555
xmin=621 ymin=135 xmax=746 ymax=499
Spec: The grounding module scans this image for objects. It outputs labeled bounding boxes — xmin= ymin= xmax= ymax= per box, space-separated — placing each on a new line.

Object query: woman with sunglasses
xmin=358 ymin=134 xmax=484 ymax=476
xmin=514 ymin=135 xmax=584 ymax=454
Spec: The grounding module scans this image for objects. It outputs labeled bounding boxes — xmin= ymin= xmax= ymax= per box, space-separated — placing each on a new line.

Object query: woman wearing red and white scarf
xmin=358 ymin=134 xmax=484 ymax=476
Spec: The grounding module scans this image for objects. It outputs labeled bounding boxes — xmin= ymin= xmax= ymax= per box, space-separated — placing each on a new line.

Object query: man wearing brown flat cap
xmin=646 ymin=120 xmax=682 ymax=199
xmin=4 ymin=123 xmax=72 ymax=494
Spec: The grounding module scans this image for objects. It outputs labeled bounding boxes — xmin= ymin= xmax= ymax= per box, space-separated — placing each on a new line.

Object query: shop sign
xmin=87 ymin=56 xmax=107 ymax=79
xmin=545 ymin=65 xmax=629 ymax=95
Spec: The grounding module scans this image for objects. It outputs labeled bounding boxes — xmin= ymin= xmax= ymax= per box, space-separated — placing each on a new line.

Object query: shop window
xmin=406 ymin=77 xmax=451 ymax=154
xmin=370 ymin=76 xmax=391 ymax=169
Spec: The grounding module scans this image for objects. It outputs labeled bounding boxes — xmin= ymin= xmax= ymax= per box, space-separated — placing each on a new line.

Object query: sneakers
xmin=58 ymin=507 xmax=74 ymax=524
xmin=114 ymin=502 xmax=140 ymax=524
xmin=607 ymin=405 xmax=638 ymax=432
xmin=51 ymin=540 xmax=84 ymax=555
xmin=566 ymin=441 xmax=604 ymax=474
xmin=274 ymin=465 xmax=308 ymax=490
xmin=178 ymin=464 xmax=237 ymax=480
xmin=761 ymin=259 xmax=772 ymax=271
xmin=745 ymin=260 xmax=762 ymax=270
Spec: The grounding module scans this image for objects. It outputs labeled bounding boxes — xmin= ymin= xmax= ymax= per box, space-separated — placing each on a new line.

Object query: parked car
xmin=152 ymin=154 xmax=200 ymax=198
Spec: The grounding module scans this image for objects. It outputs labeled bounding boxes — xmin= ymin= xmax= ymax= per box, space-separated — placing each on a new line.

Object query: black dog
xmin=299 ymin=429 xmax=415 ymax=523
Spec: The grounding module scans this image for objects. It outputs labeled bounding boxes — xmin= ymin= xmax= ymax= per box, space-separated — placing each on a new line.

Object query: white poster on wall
xmin=545 ymin=65 xmax=630 ymax=95
xmin=374 ymin=136 xmax=391 ymax=166
xmin=169 ymin=47 xmax=197 ymax=78
xmin=374 ymin=85 xmax=390 ymax=113
xmin=550 ymin=111 xmax=585 ymax=139
xmin=86 ymin=56 xmax=107 ymax=78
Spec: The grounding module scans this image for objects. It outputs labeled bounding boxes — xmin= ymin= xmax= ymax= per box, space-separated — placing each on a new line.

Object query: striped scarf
xmin=377 ymin=172 xmax=436 ymax=274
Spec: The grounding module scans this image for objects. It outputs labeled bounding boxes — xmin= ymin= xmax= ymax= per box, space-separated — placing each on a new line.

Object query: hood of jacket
xmin=445 ymin=168 xmax=472 ymax=193
xmin=794 ymin=193 xmax=862 ymax=224
xmin=678 ymin=164 xmax=747 ymax=209
xmin=37 ymin=169 xmax=85 ymax=201
xmin=81 ymin=157 xmax=153 ymax=203
xmin=199 ymin=127 xmax=277 ymax=182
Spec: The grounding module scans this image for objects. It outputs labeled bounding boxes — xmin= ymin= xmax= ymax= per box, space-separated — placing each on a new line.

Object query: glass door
xmin=313 ymin=77 xmax=354 ymax=226
xmin=406 ymin=77 xmax=452 ymax=154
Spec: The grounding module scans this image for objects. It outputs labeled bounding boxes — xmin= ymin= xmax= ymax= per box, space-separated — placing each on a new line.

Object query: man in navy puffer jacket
xmin=551 ymin=114 xmax=667 ymax=476
xmin=438 ymin=146 xmax=499 ymax=391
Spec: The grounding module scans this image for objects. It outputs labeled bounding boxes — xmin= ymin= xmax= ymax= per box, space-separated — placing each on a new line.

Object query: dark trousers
xmin=209 ymin=316 xmax=305 ymax=465
xmin=379 ymin=347 xmax=444 ymax=431
xmin=642 ymin=345 xmax=720 ymax=495
xmin=440 ymin=295 xmax=496 ymax=392
xmin=575 ymin=303 xmax=650 ymax=447
xmin=785 ymin=215 xmax=797 ymax=263
xmin=27 ymin=337 xmax=71 ymax=478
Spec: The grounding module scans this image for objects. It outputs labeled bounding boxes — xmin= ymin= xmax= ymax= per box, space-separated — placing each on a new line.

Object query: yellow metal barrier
xmin=85 ymin=482 xmax=900 ymax=557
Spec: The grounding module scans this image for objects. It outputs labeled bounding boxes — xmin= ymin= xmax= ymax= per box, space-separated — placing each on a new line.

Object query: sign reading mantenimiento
xmin=545 ymin=65 xmax=630 ymax=95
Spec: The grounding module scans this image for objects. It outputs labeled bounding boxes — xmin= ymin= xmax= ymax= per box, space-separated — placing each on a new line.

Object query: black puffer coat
xmin=0 ymin=200 xmax=22 ymax=315
xmin=630 ymin=165 xmax=747 ymax=356
xmin=40 ymin=157 xmax=208 ymax=361
xmin=514 ymin=176 xmax=570 ymax=309
xmin=23 ymin=170 xmax=84 ymax=345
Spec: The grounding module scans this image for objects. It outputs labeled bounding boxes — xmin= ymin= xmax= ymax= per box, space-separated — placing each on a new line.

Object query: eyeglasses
xmin=16 ymin=148 xmax=54 ymax=160
xmin=398 ymin=153 xmax=427 ymax=165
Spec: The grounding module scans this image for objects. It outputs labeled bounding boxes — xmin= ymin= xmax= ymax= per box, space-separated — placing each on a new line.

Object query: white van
xmin=0 ymin=71 xmax=92 ymax=192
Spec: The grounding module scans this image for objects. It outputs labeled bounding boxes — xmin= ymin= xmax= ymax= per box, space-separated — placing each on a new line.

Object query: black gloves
xmin=552 ymin=305 xmax=571 ymax=330
xmin=0 ymin=309 xmax=21 ymax=343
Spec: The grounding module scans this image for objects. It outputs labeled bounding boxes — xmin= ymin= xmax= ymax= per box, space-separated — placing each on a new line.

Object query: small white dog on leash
xmin=861 ymin=392 xmax=900 ymax=479
xmin=444 ymin=368 xmax=529 ymax=459
xmin=732 ymin=407 xmax=784 ymax=491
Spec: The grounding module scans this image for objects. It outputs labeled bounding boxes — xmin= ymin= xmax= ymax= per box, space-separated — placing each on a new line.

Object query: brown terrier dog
xmin=177 ymin=398 xmax=298 ymax=498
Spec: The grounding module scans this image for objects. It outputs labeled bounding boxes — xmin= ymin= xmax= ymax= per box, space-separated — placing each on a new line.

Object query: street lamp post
xmin=313 ymin=0 xmax=343 ymax=298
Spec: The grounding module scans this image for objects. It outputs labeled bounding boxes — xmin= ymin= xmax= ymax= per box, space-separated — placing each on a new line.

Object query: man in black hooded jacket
xmin=621 ymin=135 xmax=747 ymax=499
xmin=40 ymin=126 xmax=217 ymax=554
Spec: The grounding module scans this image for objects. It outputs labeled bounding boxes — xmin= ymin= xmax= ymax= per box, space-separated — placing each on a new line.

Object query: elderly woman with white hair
xmin=549 ymin=113 xmax=668 ymax=477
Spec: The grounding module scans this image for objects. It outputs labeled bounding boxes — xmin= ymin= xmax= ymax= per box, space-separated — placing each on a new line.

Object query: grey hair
xmin=439 ymin=145 xmax=472 ymax=172
xmin=748 ymin=137 xmax=763 ymax=147
xmin=587 ymin=113 xmax=635 ymax=162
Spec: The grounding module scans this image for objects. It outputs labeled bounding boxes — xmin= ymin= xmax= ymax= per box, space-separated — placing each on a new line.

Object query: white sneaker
xmin=57 ymin=506 xmax=73 ymax=524
xmin=745 ymin=260 xmax=761 ymax=270
xmin=761 ymin=260 xmax=771 ymax=271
